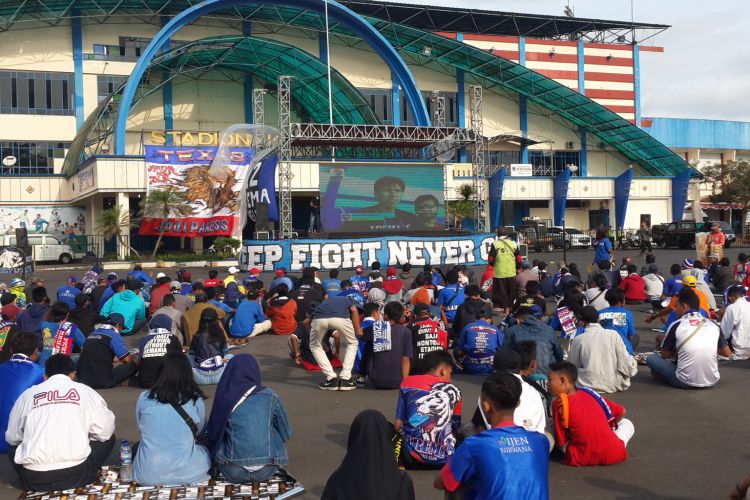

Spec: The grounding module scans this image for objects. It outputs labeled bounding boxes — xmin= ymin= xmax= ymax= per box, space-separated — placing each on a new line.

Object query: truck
xmin=518 ymin=218 xmax=591 ymax=252
xmin=658 ymin=220 xmax=735 ymax=249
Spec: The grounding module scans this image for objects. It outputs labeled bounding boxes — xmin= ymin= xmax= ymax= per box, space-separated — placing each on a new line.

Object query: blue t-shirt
xmin=664 ymin=276 xmax=684 ymax=298
xmin=128 ymin=270 xmax=154 ymax=286
xmin=208 ymin=299 xmax=232 ymax=314
xmin=39 ymin=320 xmax=87 ymax=366
xmin=87 ymin=325 xmax=130 ymax=359
xmin=458 ymin=320 xmax=503 ymax=375
xmin=593 ymin=238 xmax=612 ymax=264
xmin=597 ymin=306 xmax=636 ymax=354
xmin=437 ymin=284 xmax=466 ymax=323
xmin=0 ymin=354 xmax=44 ymax=452
xmin=350 ymin=275 xmax=369 ymax=294
xmin=322 ymin=279 xmax=342 ymax=296
xmin=441 ymin=424 xmax=549 ymax=500
xmin=312 ymin=295 xmax=356 ymax=320
xmin=56 ymin=285 xmax=81 ymax=309
xmin=229 ymin=300 xmax=266 ymax=337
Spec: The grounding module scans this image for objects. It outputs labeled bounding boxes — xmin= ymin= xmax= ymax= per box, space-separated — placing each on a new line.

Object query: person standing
xmin=707 ymin=222 xmax=726 ymax=261
xmin=593 ymin=226 xmax=614 ymax=266
xmin=637 ymin=222 xmax=652 ymax=257
xmin=489 ymin=227 xmax=520 ymax=315
xmin=6 ymin=354 xmax=116 ymax=491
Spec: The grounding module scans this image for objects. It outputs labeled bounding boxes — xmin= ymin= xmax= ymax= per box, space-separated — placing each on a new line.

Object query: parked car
xmin=651 ymin=223 xmax=668 ymax=247
xmin=0 ymin=233 xmax=85 ymax=264
xmin=520 ymin=225 xmax=590 ymax=252
xmin=658 ymin=220 xmax=735 ymax=249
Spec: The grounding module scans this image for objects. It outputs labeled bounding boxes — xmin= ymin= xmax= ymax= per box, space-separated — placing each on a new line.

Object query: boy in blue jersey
xmin=663 ymin=264 xmax=684 ymax=300
xmin=55 ymin=276 xmax=81 ymax=309
xmin=323 ymin=269 xmax=342 ymax=296
xmin=350 ymin=265 xmax=369 ymax=295
xmin=435 ymin=371 xmax=549 ymax=500
xmin=456 ymin=307 xmax=503 ymax=375
xmin=437 ymin=270 xmax=466 ymax=325
xmin=598 ymin=288 xmax=638 ymax=354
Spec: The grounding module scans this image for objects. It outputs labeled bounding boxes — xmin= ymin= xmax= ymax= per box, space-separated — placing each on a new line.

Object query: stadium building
xmin=0 ymin=0 xmax=747 ymax=258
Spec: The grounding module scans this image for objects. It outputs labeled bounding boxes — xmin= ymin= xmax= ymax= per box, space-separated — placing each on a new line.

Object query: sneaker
xmin=318 ymin=378 xmax=339 ymax=391
xmin=339 ymin=378 xmax=357 ymax=391
xmin=355 ymin=375 xmax=366 ymax=387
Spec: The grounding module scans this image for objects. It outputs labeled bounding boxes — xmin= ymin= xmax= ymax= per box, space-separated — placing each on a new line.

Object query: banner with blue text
xmin=240 ymin=234 xmax=497 ymax=272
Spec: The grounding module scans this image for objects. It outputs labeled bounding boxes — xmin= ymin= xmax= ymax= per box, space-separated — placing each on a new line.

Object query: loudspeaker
xmin=15 ymin=227 xmax=28 ymax=248
xmin=256 ymin=202 xmax=270 ymax=231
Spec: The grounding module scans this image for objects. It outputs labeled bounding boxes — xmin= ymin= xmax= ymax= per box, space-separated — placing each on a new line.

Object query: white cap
xmin=169 ymin=280 xmax=181 ymax=290
xmin=228 ymin=266 xmax=239 ymax=274
xmin=156 ymin=272 xmax=166 ymax=279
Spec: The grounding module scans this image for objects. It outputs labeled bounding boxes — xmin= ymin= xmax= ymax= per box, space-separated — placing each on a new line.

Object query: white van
xmin=0 ymin=233 xmax=86 ymax=264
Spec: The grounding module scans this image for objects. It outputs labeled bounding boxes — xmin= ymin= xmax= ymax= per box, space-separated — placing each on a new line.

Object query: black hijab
xmin=321 ymin=410 xmax=415 ymax=500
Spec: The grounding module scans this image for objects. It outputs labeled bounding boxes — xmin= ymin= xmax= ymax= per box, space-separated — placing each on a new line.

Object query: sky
xmin=396 ymin=0 xmax=750 ymax=122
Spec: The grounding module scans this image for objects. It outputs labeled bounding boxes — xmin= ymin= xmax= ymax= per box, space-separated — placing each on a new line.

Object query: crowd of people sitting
xmin=1 ymin=223 xmax=750 ymax=497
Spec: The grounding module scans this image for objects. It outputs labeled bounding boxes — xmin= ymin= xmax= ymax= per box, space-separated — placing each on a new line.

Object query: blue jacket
xmin=504 ymin=316 xmax=563 ymax=377
xmin=56 ymin=285 xmax=81 ymax=309
xmin=214 ymin=388 xmax=292 ymax=467
xmin=229 ymin=300 xmax=266 ymax=337
xmin=128 ymin=270 xmax=154 ymax=287
xmin=459 ymin=320 xmax=503 ymax=375
xmin=0 ymin=354 xmax=44 ymax=452
xmin=17 ymin=303 xmax=50 ymax=334
xmin=100 ymin=290 xmax=146 ymax=334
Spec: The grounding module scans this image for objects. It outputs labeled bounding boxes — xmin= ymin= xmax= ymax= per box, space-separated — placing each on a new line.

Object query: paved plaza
xmin=1 ymin=247 xmax=749 ymax=499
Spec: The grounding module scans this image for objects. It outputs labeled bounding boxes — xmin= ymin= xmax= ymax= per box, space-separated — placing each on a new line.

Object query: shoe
xmin=355 ymin=375 xmax=366 ymax=387
xmin=339 ymin=378 xmax=357 ymax=391
xmin=318 ymin=378 xmax=339 ymax=391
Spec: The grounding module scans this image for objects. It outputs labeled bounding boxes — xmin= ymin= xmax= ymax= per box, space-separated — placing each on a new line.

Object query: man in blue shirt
xmin=77 ymin=313 xmax=137 ymax=389
xmin=56 ymin=276 xmax=81 ymax=309
xmin=437 ymin=270 xmax=466 ymax=325
xmin=663 ymin=264 xmax=684 ymax=299
xmin=127 ymin=264 xmax=153 ymax=287
xmin=229 ymin=289 xmax=271 ymax=338
xmin=0 ymin=331 xmax=44 ymax=453
xmin=598 ymin=288 xmax=638 ymax=354
xmin=435 ymin=371 xmax=549 ymax=500
xmin=456 ymin=307 xmax=503 ymax=375
xmin=322 ymin=269 xmax=342 ymax=296
xmin=269 ymin=268 xmax=294 ymax=293
xmin=592 ymin=227 xmax=613 ymax=265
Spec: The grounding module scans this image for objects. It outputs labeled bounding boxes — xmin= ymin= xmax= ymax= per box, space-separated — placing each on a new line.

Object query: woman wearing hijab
xmin=322 ymin=410 xmax=415 ymax=500
xmin=133 ymin=352 xmax=211 ymax=486
xmin=204 ymin=354 xmax=292 ymax=483
xmin=189 ymin=308 xmax=231 ymax=385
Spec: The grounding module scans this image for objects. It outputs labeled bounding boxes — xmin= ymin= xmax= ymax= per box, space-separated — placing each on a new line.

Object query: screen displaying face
xmin=319 ymin=163 xmax=445 ymax=233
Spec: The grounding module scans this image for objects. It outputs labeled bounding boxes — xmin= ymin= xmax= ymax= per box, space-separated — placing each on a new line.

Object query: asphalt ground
xmin=1 ymin=246 xmax=749 ymax=499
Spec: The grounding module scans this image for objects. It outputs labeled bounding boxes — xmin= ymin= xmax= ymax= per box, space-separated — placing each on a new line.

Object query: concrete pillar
xmin=689 ymin=181 xmax=702 ymax=222
xmin=116 ymin=192 xmax=130 ymax=260
xmin=722 ymin=150 xmax=737 ymax=164
xmin=686 ymin=148 xmax=701 ymax=165
xmin=193 ymin=237 xmax=204 ymax=255
xmin=87 ymin=195 xmax=103 ymax=258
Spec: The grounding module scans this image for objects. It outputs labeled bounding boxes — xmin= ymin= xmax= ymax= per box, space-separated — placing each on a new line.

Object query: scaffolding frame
xmin=278 ymin=75 xmax=294 ymax=238
xmin=470 ymin=85 xmax=486 ymax=234
xmin=253 ymin=88 xmax=266 ymax=126
xmin=431 ymin=90 xmax=446 ymax=128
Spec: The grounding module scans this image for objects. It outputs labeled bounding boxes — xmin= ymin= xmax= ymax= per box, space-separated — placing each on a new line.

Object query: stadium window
xmin=0 ymin=141 xmax=70 ymax=175
xmin=358 ymin=88 xmax=394 ymax=125
xmin=527 ymin=150 xmax=581 ymax=177
xmin=97 ymin=75 xmax=127 ymax=103
xmin=0 ymin=71 xmax=74 ymax=115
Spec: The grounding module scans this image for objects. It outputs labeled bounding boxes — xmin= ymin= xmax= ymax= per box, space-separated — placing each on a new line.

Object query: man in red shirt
xmin=549 ymin=361 xmax=634 ymax=466
xmin=707 ymin=223 xmax=726 ymax=260
xmin=203 ymin=269 xmax=223 ymax=289
xmin=618 ymin=264 xmax=647 ymax=304
xmin=147 ymin=276 xmax=172 ymax=317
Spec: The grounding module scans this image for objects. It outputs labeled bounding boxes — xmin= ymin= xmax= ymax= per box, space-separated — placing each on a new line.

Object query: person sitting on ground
xmin=643 ymin=264 xmax=665 ymax=308
xmin=734 ymin=253 xmax=750 ymax=282
xmin=549 ymin=361 xmax=634 ymax=466
xmin=152 ymin=293 xmax=185 ymax=344
xmin=647 ymin=275 xmax=710 ymax=327
xmin=6 ymin=354 xmax=115 ymax=491
xmin=39 ymin=301 xmax=86 ymax=366
xmin=16 ymin=286 xmax=50 ymax=334
xmin=366 ymin=285 xmax=386 ymax=308
xmin=203 ymin=269 xmax=223 ymax=290
xmin=515 ymin=261 xmax=538 ymax=298
xmin=662 ymin=263 xmax=684 ymax=301
xmin=640 ymin=253 xmax=661 ymax=277
xmin=205 ymin=285 xmax=232 ymax=317
xmin=503 ymin=304 xmax=563 ymax=384
xmin=0 ymin=304 xmax=20 ymax=364
xmin=558 ymin=264 xmax=583 ymax=295
xmin=169 ymin=280 xmax=194 ymax=312
xmin=68 ymin=293 xmax=98 ymax=337
xmin=712 ymin=257 xmax=737 ymax=293
xmin=90 ymin=277 xmax=109 ymax=314
xmin=265 ymin=284 xmax=298 ymax=336
xmin=435 ymin=371 xmax=549 ymax=499
xmin=355 ymin=303 xmax=381 ymax=379
xmin=204 ymin=354 xmax=292 ymax=482
xmin=229 ymin=289 xmax=271 ymax=338
xmin=289 ymin=303 xmax=342 ymax=371
xmin=685 ymin=261 xmax=718 ymax=310
xmin=456 ymin=306 xmax=502 ymax=375
xmin=587 ymin=260 xmax=617 ymax=290
xmin=721 ymin=285 xmax=750 ymax=360
xmin=468 ymin=348 xmax=547 ymax=437
xmin=0 ymin=331 xmax=44 ymax=454
xmin=1 ymin=292 xmax=22 ymax=324
xmin=399 ymin=263 xmax=415 ymax=291
xmin=510 ymin=281 xmax=547 ymax=319
xmin=128 ymin=264 xmax=153 ymax=287
xmin=383 ymin=266 xmax=405 ymax=303
xmin=322 ymin=410 xmax=415 ymax=500
xmin=77 ymin=313 xmax=137 ymax=389
xmin=618 ymin=264 xmax=647 ymax=304
xmin=598 ymin=288 xmax=639 ymax=354
xmin=100 ymin=277 xmax=146 ymax=335
xmin=408 ymin=303 xmax=448 ymax=374
xmin=549 ymin=289 xmax=586 ymax=338
xmin=568 ymin=306 xmax=638 ymax=393
xmin=133 ymin=352 xmax=211 ymax=486
xmin=148 ymin=276 xmax=172 ymax=317
xmin=136 ymin=314 xmax=183 ymax=389
xmin=479 ymin=263 xmax=494 ymax=294
xmin=585 ymin=273 xmax=610 ymax=311
xmin=395 ymin=350 xmax=461 ymax=470
xmin=646 ymin=287 xmax=731 ymax=389
xmin=181 ymin=293 xmax=227 ymax=346
xmin=56 ymin=276 xmax=81 ymax=309
xmin=189 ymin=308 xmax=232 ymax=385
xmin=337 ymin=279 xmax=357 ymax=298
xmin=451 ymin=285 xmax=487 ymax=346
xmin=322 ymin=269 xmax=342 ymax=296
xmin=368 ymin=262 xmax=384 ymax=285
xmin=512 ymin=341 xmax=553 ymax=415
xmin=358 ymin=301 xmax=413 ymax=389
xmin=292 ymin=267 xmax=327 ymax=323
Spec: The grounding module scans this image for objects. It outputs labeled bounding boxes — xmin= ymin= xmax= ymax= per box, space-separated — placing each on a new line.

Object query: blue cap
xmin=108 ymin=313 xmax=126 ymax=326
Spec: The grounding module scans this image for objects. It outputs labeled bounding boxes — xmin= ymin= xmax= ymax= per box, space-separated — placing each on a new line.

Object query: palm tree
xmin=96 ymin=206 xmax=140 ymax=257
xmin=448 ymin=183 xmax=476 ymax=231
xmin=141 ymin=187 xmax=192 ymax=258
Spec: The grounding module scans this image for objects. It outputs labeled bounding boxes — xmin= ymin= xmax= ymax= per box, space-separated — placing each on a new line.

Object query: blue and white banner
xmin=252 ymin=154 xmax=279 ymax=222
xmin=239 ymin=234 xmax=497 ymax=272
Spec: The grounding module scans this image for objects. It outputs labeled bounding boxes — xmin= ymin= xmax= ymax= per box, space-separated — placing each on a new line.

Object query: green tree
xmin=141 ymin=187 xmax=192 ymax=258
xmin=702 ymin=160 xmax=750 ymax=231
xmin=447 ymin=183 xmax=476 ymax=231
xmin=96 ymin=206 xmax=140 ymax=257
